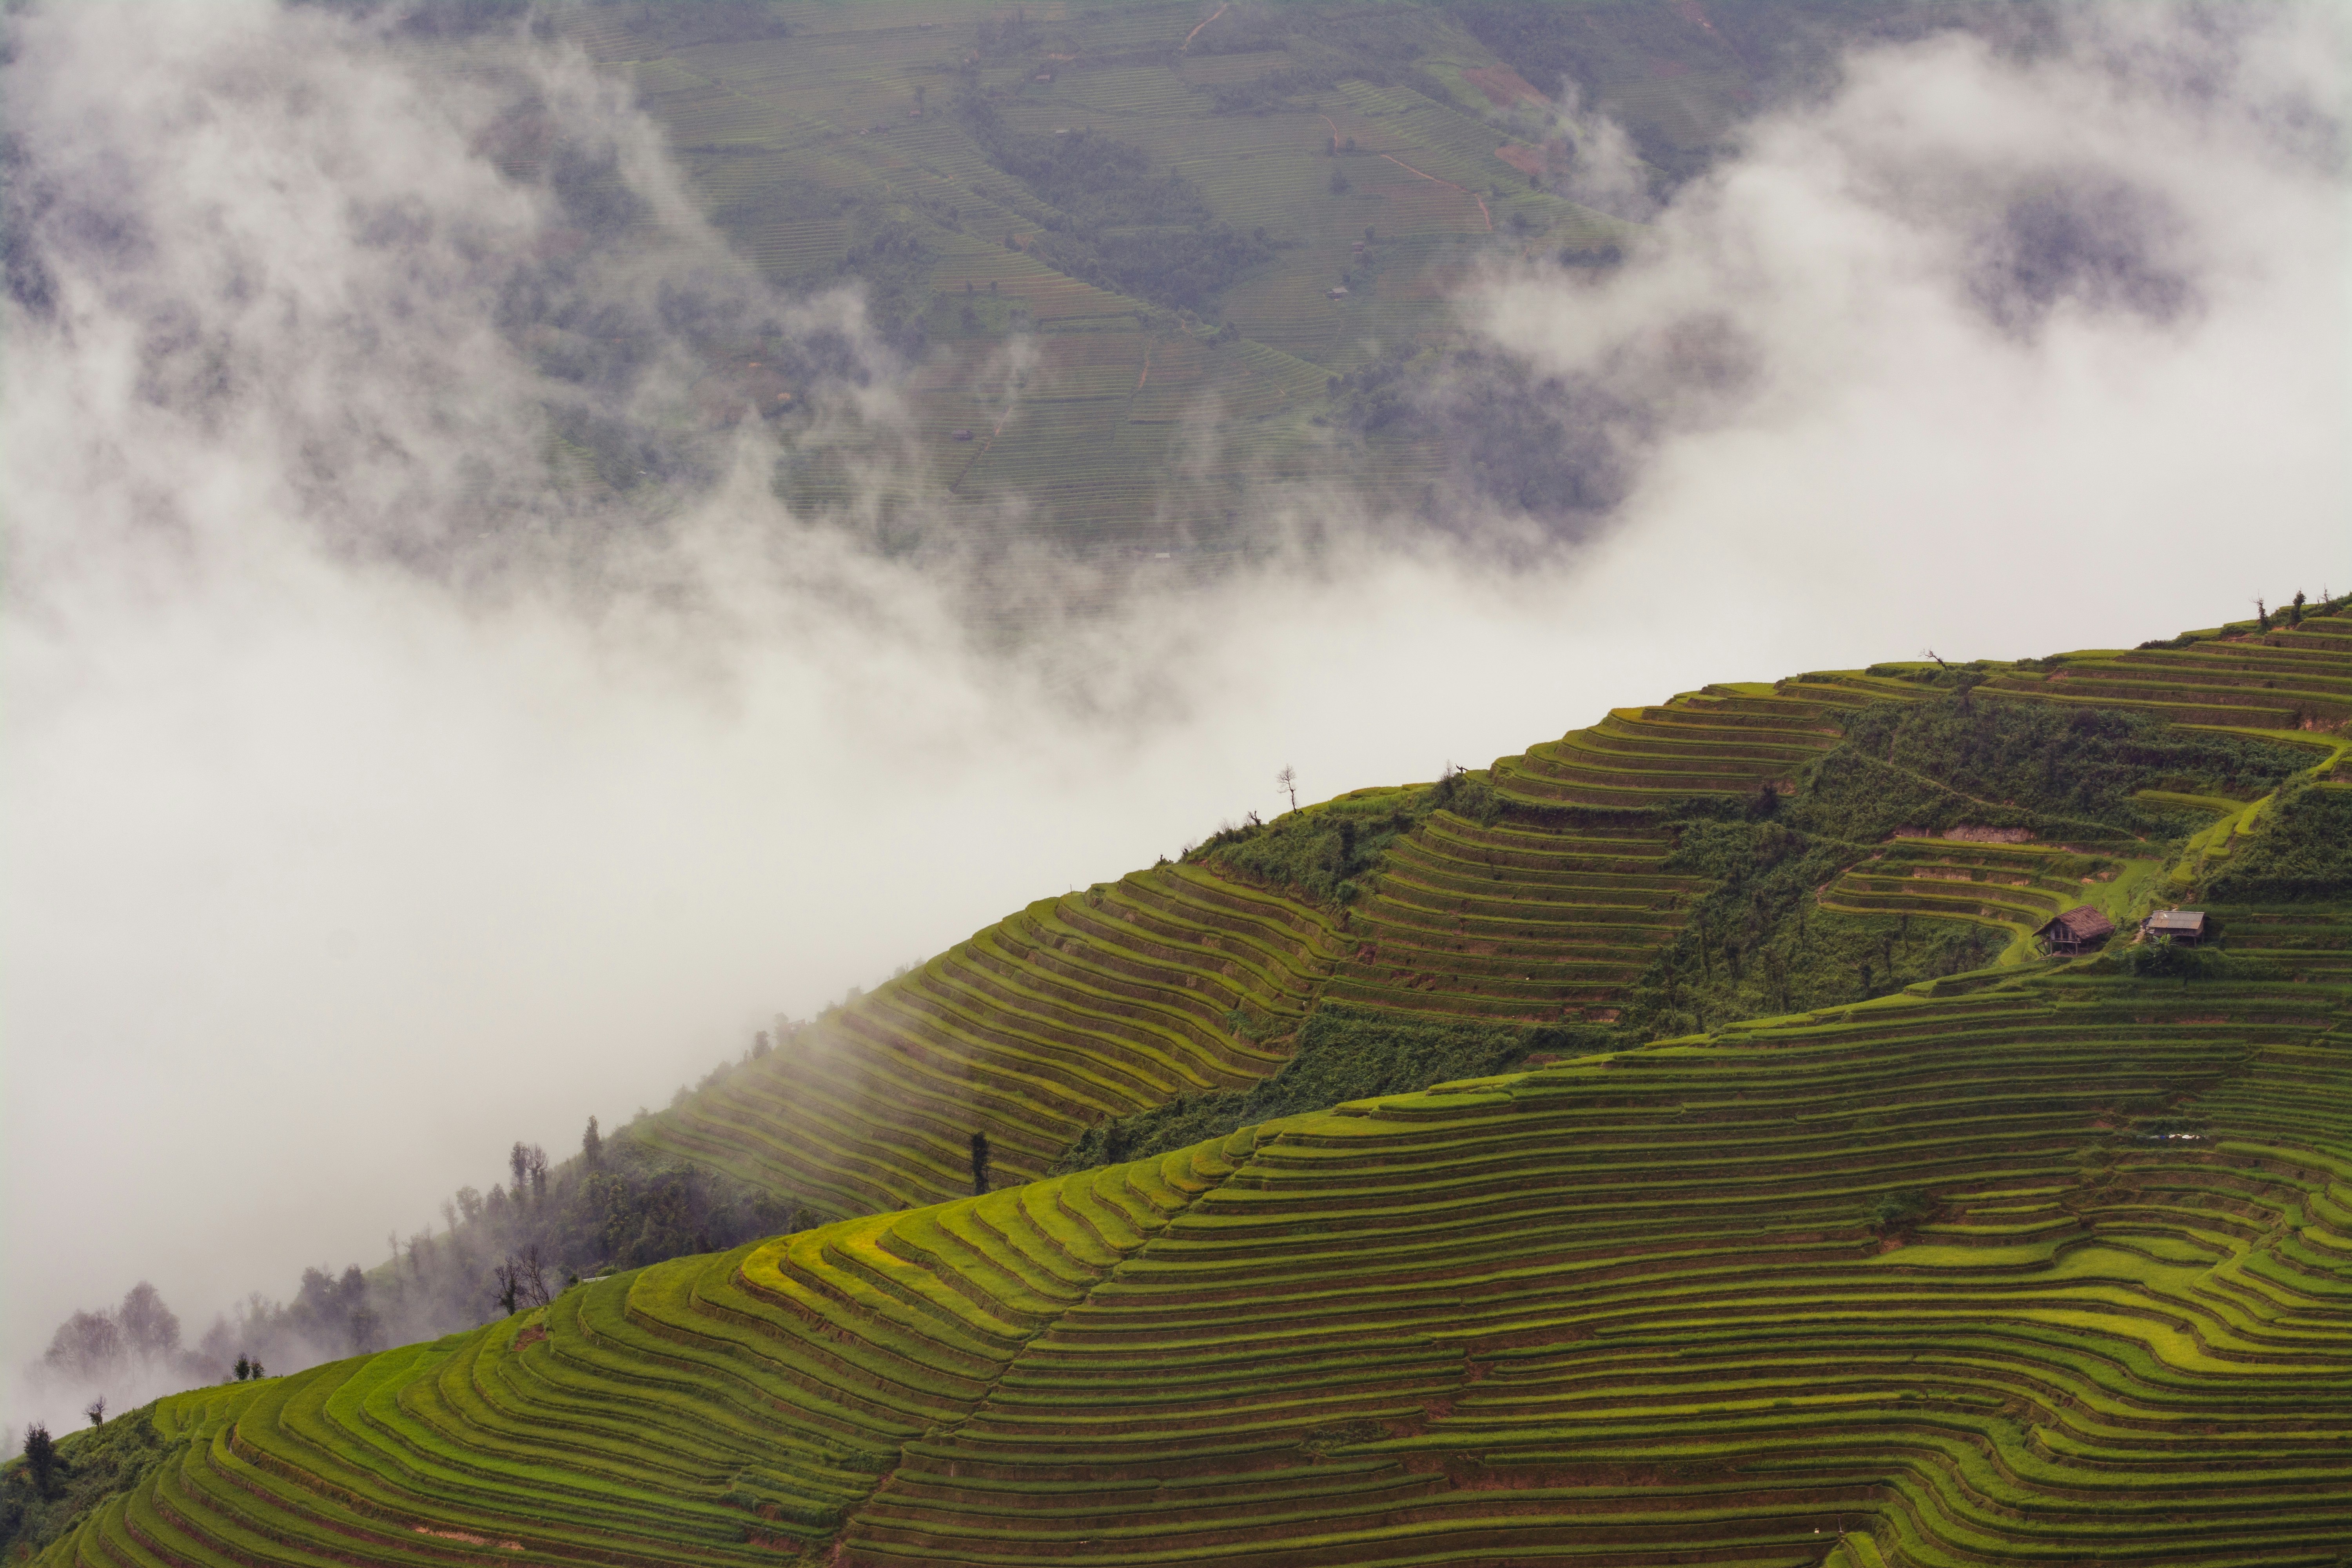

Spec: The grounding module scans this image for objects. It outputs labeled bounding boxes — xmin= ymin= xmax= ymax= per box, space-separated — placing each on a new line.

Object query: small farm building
xmin=2035 ymin=906 xmax=2115 ymax=956
xmin=952 ymin=429 xmax=973 ymax=441
xmin=2143 ymin=909 xmax=2208 ymax=944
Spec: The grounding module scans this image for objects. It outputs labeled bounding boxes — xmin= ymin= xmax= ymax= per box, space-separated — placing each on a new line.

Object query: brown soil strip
xmin=949 ymin=399 xmax=1023 ymax=493
xmin=1182 ymin=2 xmax=1229 ymax=52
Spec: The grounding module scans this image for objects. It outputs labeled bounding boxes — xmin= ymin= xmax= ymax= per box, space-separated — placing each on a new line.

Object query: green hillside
xmin=640 ymin=606 xmax=2352 ymax=1214
xmin=540 ymin=0 xmax=1613 ymax=551
xmin=13 ymin=601 xmax=2351 ymax=1566
xmin=515 ymin=0 xmax=2007 ymax=553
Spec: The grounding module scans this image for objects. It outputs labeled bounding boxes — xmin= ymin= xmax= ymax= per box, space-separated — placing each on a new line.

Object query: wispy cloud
xmin=3 ymin=0 xmax=2344 ymax=1439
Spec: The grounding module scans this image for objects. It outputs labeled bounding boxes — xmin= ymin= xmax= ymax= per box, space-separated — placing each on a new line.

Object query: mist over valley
xmin=3 ymin=3 xmax=2348 ymax=1562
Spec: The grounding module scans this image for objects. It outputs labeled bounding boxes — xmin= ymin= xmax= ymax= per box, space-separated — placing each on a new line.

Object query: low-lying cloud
xmin=4 ymin=0 xmax=2344 ymax=1441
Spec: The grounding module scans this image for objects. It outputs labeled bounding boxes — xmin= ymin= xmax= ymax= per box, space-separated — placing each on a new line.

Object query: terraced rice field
xmin=1320 ymin=675 xmax=1918 ymax=1024
xmin=53 ymin=967 xmax=2352 ymax=1567
xmin=645 ymin=619 xmax=2351 ymax=1215
xmin=1981 ymin=619 xmax=2352 ymax=729
xmin=1820 ymin=841 xmax=2138 ymax=942
xmin=1333 ymin=819 xmax=1695 ymax=1025
xmin=641 ymin=864 xmax=1344 ymax=1216
xmin=1490 ymin=676 xmax=1913 ymax=814
xmin=548 ymin=0 xmax=1631 ymax=550
xmin=32 ymin=608 xmax=2352 ymax=1566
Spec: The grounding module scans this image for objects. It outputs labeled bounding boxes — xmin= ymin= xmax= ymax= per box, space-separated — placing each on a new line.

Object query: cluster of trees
xmin=1625 ymin=811 xmax=2011 ymax=1037
xmin=835 ymin=217 xmax=940 ymax=354
xmin=23 ymin=1040 xmax=816 ymax=1458
xmin=31 ymin=1264 xmax=407 ymax=1431
xmin=1325 ymin=343 xmax=1639 ymax=536
xmin=2248 ymin=588 xmax=2342 ymax=634
xmin=1830 ymin=698 xmax=2313 ymax=838
xmin=1621 ymin=695 xmax=2319 ymax=1037
xmin=37 ymin=1284 xmax=196 ymax=1394
xmin=2 ymin=1395 xmax=170 ymax=1563
xmin=1058 ymin=1005 xmax=1615 ymax=1174
xmin=959 ymin=102 xmax=1275 ymax=312
xmin=2201 ymin=780 xmax=2352 ymax=903
xmin=973 ymin=7 xmax=1044 ymax=60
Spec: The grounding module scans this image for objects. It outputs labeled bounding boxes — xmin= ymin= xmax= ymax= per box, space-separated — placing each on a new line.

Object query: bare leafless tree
xmin=1276 ymin=764 xmax=1298 ymax=811
xmin=83 ymin=1395 xmax=105 ymax=1428
xmin=494 ymin=1246 xmax=554 ymax=1316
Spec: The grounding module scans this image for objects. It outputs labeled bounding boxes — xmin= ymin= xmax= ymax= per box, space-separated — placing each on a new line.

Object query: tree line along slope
xmin=17 ymin=603 xmax=2352 ymax=1566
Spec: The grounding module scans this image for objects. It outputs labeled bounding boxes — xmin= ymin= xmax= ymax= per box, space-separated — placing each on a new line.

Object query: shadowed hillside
xmin=479 ymin=0 xmax=2030 ymax=555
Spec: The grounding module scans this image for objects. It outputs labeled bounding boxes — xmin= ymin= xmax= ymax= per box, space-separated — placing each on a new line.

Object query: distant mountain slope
xmin=639 ymin=606 xmax=2352 ymax=1217
xmin=550 ymin=0 xmax=1635 ymax=551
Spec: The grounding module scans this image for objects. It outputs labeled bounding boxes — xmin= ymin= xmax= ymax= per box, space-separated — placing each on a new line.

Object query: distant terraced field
xmin=546 ymin=0 xmax=1638 ymax=550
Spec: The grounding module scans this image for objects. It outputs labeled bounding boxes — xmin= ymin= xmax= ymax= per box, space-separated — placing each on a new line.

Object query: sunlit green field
xmin=28 ymin=609 xmax=2352 ymax=1568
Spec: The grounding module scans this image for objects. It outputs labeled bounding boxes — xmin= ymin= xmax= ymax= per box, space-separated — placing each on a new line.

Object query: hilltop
xmin=7 ymin=595 xmax=2349 ymax=1566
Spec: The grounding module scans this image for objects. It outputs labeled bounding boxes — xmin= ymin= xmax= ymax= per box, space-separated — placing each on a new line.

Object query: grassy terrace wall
xmin=42 ymin=970 xmax=2352 ymax=1568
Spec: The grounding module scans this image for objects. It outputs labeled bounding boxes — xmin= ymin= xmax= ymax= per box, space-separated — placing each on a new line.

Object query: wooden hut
xmin=2035 ymin=906 xmax=2116 ymax=956
xmin=2142 ymin=909 xmax=2208 ymax=945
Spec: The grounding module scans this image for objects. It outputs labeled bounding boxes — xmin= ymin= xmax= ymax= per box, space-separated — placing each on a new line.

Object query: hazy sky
xmin=3 ymin=0 xmax=2345 ymax=1437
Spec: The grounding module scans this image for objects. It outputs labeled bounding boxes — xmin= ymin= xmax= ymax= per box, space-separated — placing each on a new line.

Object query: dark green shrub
xmin=1056 ymin=1006 xmax=1617 ymax=1171
xmin=1865 ymin=1188 xmax=1936 ymax=1237
xmin=1192 ymin=773 xmax=1493 ymax=906
xmin=2202 ymin=783 xmax=2352 ymax=902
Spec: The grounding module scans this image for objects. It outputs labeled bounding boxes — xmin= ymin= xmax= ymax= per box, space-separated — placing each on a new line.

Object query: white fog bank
xmin=4 ymin=0 xmax=2345 ymax=1440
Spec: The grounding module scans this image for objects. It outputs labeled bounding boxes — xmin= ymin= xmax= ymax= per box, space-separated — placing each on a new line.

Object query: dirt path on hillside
xmin=1316 ymin=114 xmax=1492 ymax=233
xmin=1182 ymin=3 xmax=1228 ymax=51
xmin=1377 ymin=152 xmax=1492 ymax=232
xmin=949 ymin=400 xmax=1024 ymax=493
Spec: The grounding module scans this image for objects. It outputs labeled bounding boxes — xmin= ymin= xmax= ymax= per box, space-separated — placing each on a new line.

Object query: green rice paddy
xmin=31 ymin=607 xmax=2350 ymax=1567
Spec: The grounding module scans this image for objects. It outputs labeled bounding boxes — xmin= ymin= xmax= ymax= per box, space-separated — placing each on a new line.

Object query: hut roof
xmin=2145 ymin=909 xmax=2207 ymax=933
xmin=2037 ymin=906 xmax=2116 ymax=942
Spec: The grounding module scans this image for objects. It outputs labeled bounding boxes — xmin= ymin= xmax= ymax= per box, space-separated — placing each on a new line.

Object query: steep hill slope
xmin=24 ymin=935 xmax=2352 ymax=1565
xmin=14 ymin=602 xmax=2350 ymax=1567
xmin=550 ymin=0 xmax=1623 ymax=552
xmin=530 ymin=1 xmax=2022 ymax=555
xmin=639 ymin=607 xmax=2352 ymax=1213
